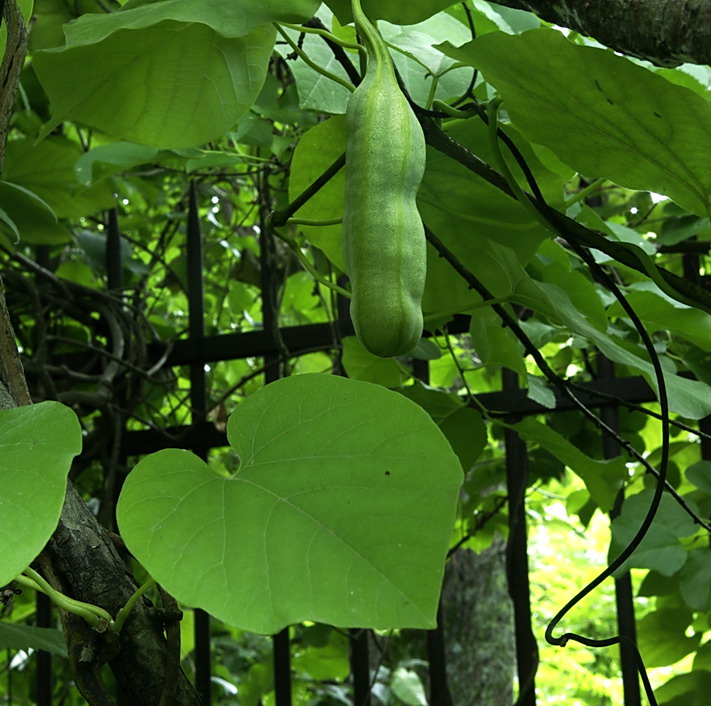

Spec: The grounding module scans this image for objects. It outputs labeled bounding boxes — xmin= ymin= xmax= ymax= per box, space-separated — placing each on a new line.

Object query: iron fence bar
xmin=503 ymin=369 xmax=537 ymax=705
xmin=106 ymin=208 xmax=123 ymax=291
xmin=186 ymin=182 xmax=212 ymax=704
xmin=103 ymin=208 xmax=126 ymax=533
xmin=336 ymin=279 xmax=374 ymax=703
xmin=599 ymin=356 xmax=641 ymax=706
xmin=412 ymin=358 xmax=454 ymax=704
xmin=122 ymin=376 xmax=657 ymax=457
xmin=349 ymin=629 xmax=371 ymax=706
xmin=153 ymin=315 xmax=471 ymax=366
xmin=35 ymin=592 xmax=52 ymax=705
xmin=105 ymin=210 xmax=132 ymax=705
xmin=259 ymin=189 xmax=292 ymax=706
xmin=426 ymin=603 xmax=453 ymax=706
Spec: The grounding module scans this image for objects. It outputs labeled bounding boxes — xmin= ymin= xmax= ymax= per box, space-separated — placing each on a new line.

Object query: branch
xmin=0 ymin=0 xmax=27 ymax=172
xmin=491 ymin=0 xmax=711 ymax=66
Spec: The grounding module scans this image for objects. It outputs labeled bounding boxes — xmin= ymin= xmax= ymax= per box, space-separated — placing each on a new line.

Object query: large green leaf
xmin=117 ymin=374 xmax=462 ymax=634
xmin=0 ymin=403 xmax=82 ymax=585
xmin=33 ymin=0 xmax=318 ymax=147
xmin=461 ymin=29 xmax=711 ymax=216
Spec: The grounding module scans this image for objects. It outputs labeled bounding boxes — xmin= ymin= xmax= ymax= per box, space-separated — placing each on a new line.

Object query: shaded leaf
xmin=637 ymin=608 xmax=699 ymax=668
xmin=679 ymin=549 xmax=711 ymax=611
xmin=0 ymin=623 xmax=67 ymax=658
xmin=511 ymin=418 xmax=625 ymax=511
xmin=609 ymin=488 xmax=698 ymax=577
xmin=655 ymin=671 xmax=711 ymax=706
xmin=0 ymin=182 xmax=68 ymax=245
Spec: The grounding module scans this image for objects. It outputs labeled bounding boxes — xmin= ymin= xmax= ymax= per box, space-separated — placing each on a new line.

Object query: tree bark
xmin=41 ymin=486 xmax=202 ymax=705
xmin=0 ymin=0 xmax=27 ymax=176
xmin=492 ymin=0 xmax=711 ymax=66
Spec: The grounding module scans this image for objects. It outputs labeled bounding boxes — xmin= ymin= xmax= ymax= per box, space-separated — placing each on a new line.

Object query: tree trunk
xmin=492 ymin=0 xmax=711 ymax=66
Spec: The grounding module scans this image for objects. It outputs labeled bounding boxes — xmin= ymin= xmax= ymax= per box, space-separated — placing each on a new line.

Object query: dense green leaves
xmin=0 ymin=403 xmax=81 ymax=585
xmin=5 ymin=2 xmax=711 ymax=701
xmin=117 ymin=374 xmax=462 ymax=633
xmin=463 ymin=29 xmax=711 ymax=216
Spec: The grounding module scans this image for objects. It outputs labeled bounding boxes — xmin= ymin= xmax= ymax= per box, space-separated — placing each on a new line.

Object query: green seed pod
xmin=343 ymin=0 xmax=427 ymax=358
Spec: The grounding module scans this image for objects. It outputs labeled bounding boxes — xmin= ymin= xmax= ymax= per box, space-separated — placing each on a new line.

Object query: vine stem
xmin=266 ymin=216 xmax=351 ymax=299
xmin=274 ymin=24 xmax=355 ymax=92
xmin=114 ymin=578 xmax=156 ymax=633
xmin=18 ymin=568 xmax=114 ymax=630
xmin=487 ymin=96 xmax=668 ymax=706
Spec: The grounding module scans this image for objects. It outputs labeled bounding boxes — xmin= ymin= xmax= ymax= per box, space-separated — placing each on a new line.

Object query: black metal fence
xmin=24 ymin=187 xmax=690 ymax=706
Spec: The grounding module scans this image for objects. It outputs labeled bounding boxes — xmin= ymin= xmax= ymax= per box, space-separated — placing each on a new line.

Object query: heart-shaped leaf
xmin=0 ymin=402 xmax=82 ymax=584
xmin=117 ymin=374 xmax=463 ymax=634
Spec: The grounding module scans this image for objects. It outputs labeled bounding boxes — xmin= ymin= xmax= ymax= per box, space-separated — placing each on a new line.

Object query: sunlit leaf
xmin=117 ymin=374 xmax=462 ymax=633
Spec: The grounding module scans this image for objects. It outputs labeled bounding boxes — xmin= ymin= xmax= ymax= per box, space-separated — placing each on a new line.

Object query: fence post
xmin=598 ymin=355 xmax=642 ymax=704
xmin=502 ymin=369 xmax=537 ymax=704
xmin=186 ymin=183 xmax=212 ymax=704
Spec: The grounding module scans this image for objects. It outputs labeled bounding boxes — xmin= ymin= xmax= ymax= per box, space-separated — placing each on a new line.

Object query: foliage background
xmin=1 ymin=0 xmax=711 ymax=704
